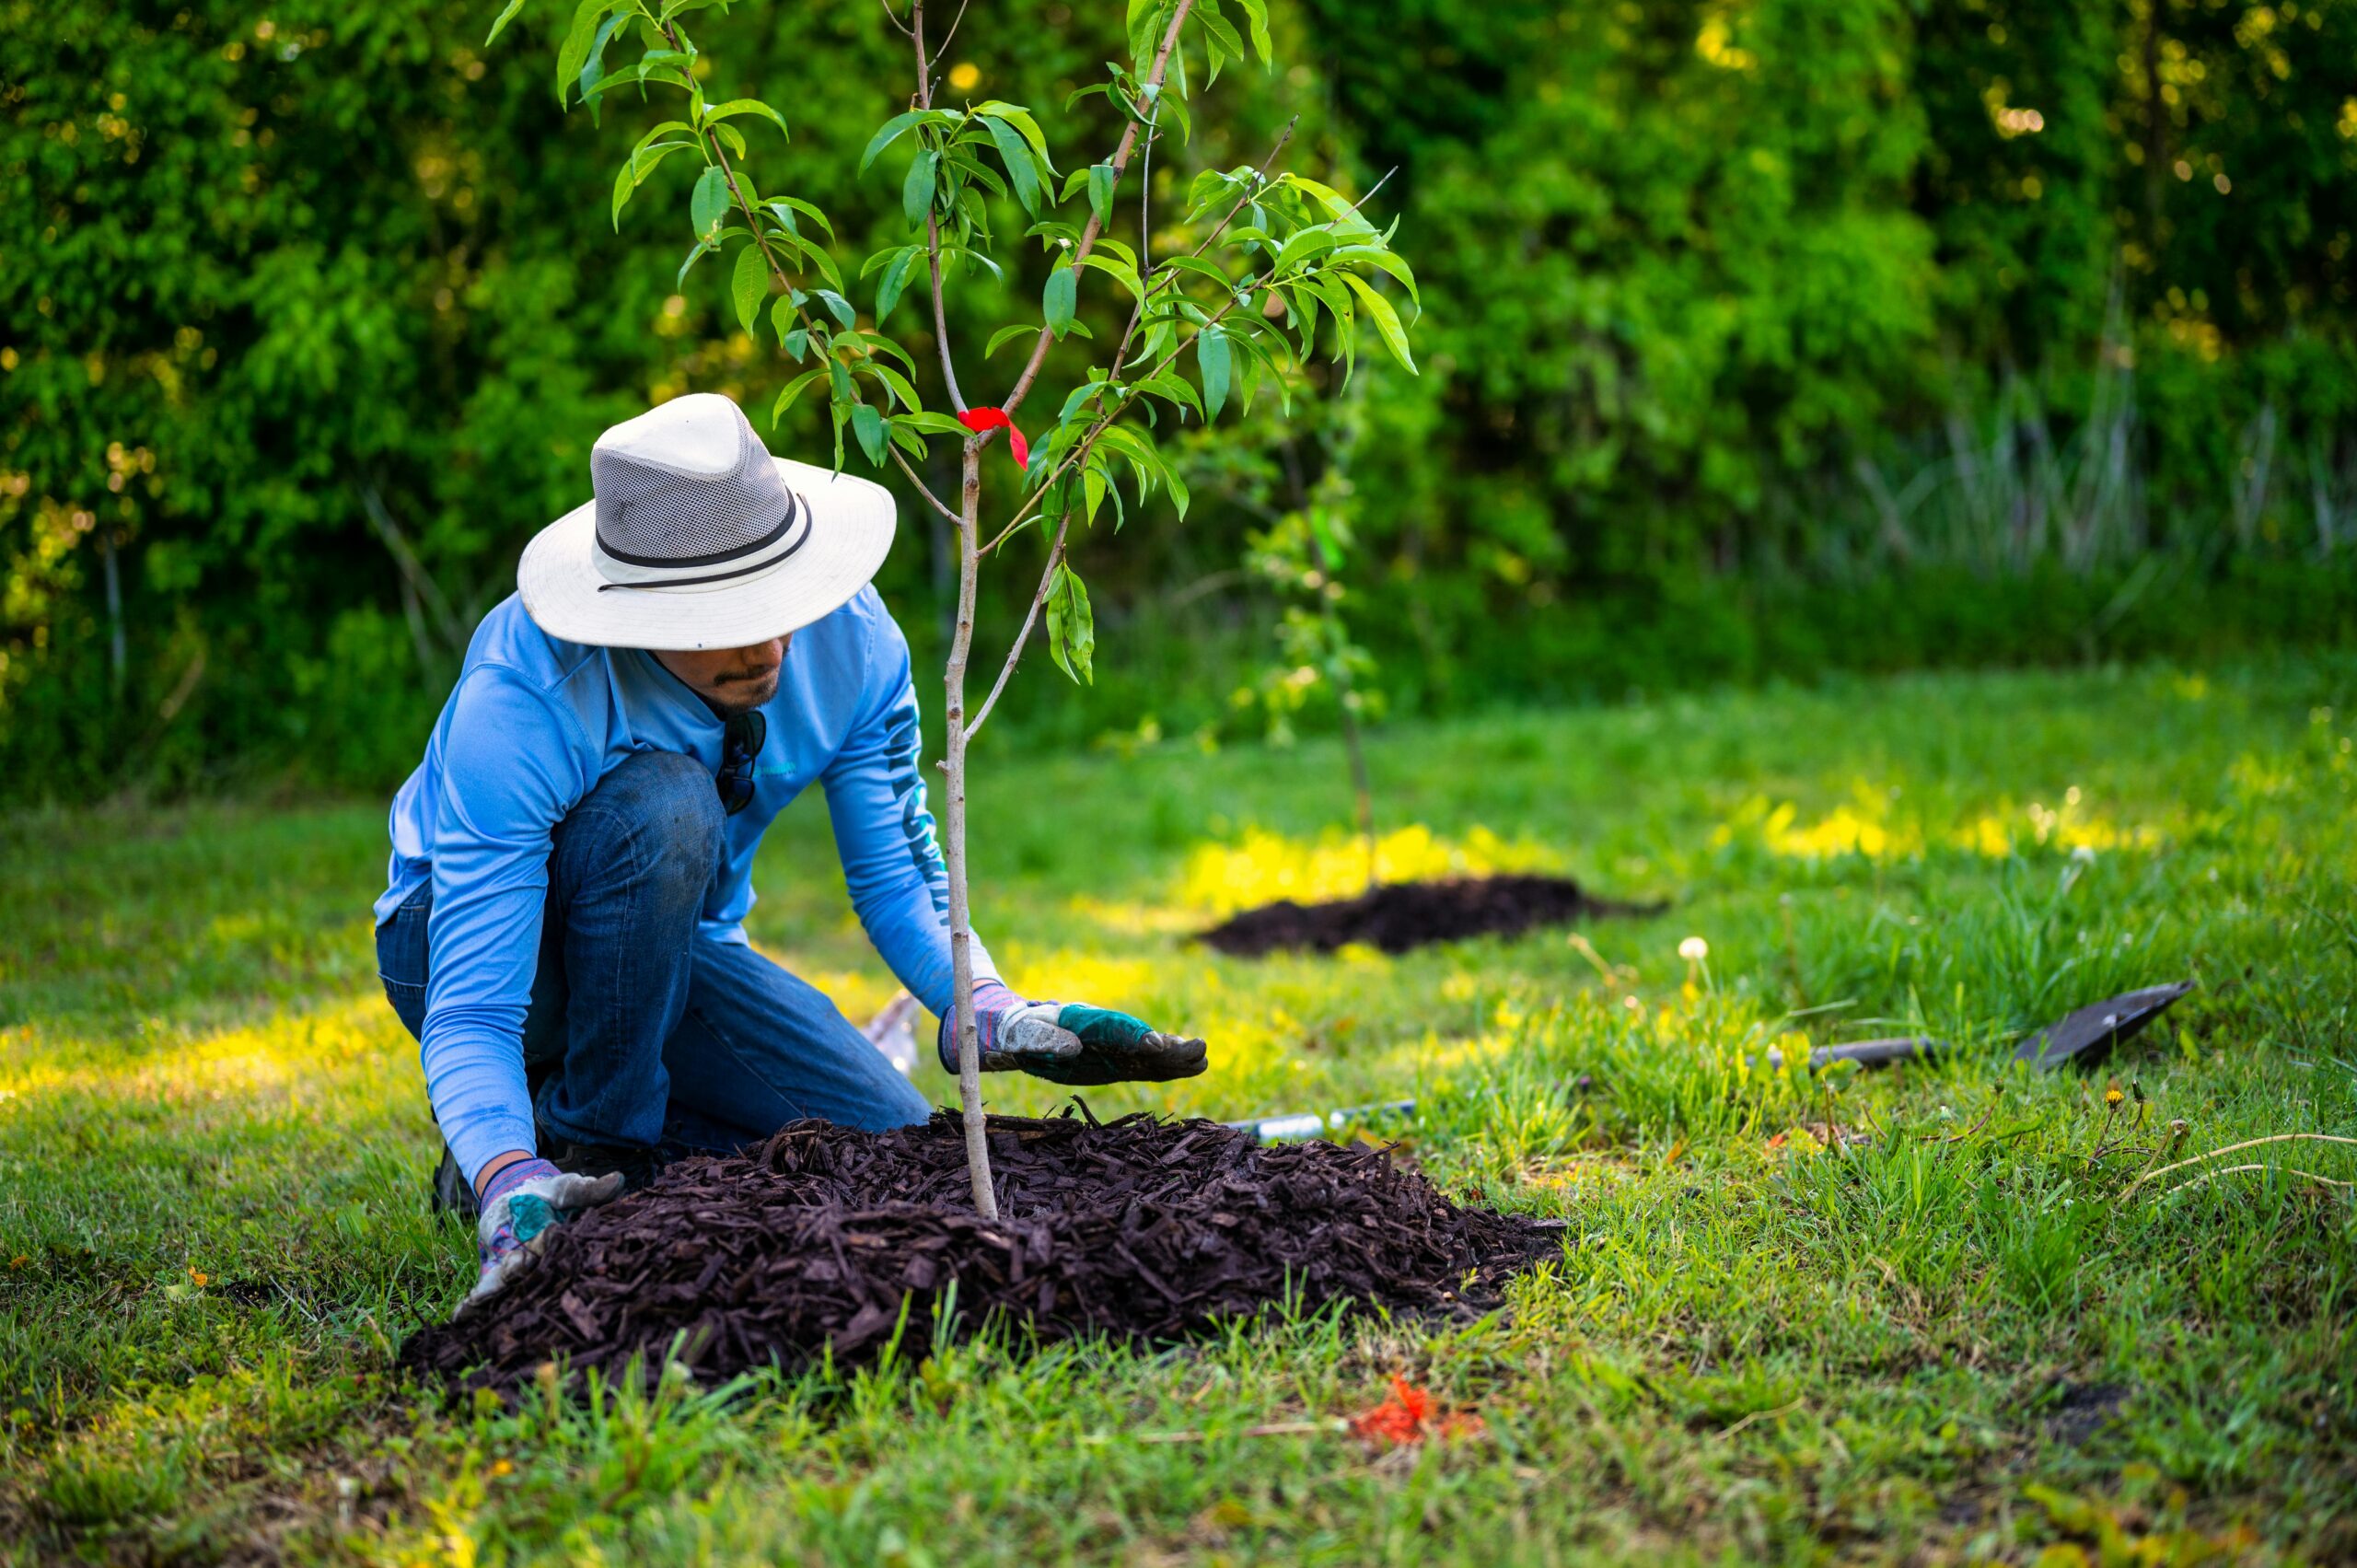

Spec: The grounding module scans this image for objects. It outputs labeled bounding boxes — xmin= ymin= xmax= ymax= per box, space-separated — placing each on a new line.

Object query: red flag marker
xmin=956 ymin=406 xmax=1029 ymax=468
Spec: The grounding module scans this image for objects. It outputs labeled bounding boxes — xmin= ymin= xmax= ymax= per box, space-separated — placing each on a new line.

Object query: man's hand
xmin=459 ymin=1157 xmax=624 ymax=1312
xmin=940 ymin=980 xmax=1209 ymax=1086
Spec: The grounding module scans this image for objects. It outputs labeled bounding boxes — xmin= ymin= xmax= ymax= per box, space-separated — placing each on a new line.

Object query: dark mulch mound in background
xmin=1198 ymin=873 xmax=1661 ymax=958
xmin=401 ymin=1109 xmax=1558 ymax=1396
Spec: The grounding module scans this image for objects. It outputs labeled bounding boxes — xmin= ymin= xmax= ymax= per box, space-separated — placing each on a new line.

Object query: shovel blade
xmin=2014 ymin=981 xmax=2194 ymax=1071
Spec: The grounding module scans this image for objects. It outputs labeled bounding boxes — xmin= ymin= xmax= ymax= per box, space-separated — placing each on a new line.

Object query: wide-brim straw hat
xmin=517 ymin=391 xmax=894 ymax=650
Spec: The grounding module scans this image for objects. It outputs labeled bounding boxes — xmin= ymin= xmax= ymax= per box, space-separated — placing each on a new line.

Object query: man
xmin=375 ymin=392 xmax=1206 ymax=1306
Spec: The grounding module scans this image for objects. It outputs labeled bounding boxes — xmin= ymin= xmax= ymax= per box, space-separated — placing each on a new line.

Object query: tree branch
xmin=891 ymin=447 xmax=965 ymax=523
xmin=911 ymin=2 xmax=968 ymax=412
xmin=997 ymin=0 xmax=1196 ymax=420
xmin=978 ymin=285 xmax=1254 ymax=561
xmin=664 ymin=17 xmax=963 ymax=519
xmin=965 ymin=512 xmax=1072 ymax=742
xmin=1110 ymin=114 xmax=1295 ymax=376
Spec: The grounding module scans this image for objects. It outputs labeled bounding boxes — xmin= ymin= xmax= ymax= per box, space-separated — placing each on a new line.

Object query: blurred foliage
xmin=2 ymin=0 xmax=2353 ymax=799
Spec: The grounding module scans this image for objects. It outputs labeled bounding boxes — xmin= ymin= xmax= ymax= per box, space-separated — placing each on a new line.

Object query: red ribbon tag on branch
xmin=956 ymin=406 xmax=1029 ymax=469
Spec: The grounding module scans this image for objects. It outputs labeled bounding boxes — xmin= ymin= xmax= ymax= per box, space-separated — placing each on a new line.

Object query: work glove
xmin=458 ymin=1157 xmax=624 ymax=1313
xmin=939 ymin=979 xmax=1209 ymax=1086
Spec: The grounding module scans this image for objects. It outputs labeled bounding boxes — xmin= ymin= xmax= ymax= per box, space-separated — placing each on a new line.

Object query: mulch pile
xmin=1198 ymin=873 xmax=1660 ymax=958
xmin=401 ymin=1109 xmax=1558 ymax=1397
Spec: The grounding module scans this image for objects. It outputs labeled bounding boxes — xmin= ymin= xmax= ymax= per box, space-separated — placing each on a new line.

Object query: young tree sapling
xmin=488 ymin=0 xmax=1419 ymax=1215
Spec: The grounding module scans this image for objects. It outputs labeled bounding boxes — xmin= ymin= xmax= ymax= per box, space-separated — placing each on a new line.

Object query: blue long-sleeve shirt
xmin=376 ymin=587 xmax=995 ymax=1184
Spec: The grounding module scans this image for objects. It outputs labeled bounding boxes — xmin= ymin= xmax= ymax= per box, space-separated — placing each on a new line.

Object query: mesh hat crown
xmin=587 ymin=393 xmax=810 ymax=591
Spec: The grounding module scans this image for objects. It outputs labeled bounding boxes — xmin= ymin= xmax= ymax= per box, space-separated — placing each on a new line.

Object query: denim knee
xmin=554 ymin=749 xmax=724 ymax=910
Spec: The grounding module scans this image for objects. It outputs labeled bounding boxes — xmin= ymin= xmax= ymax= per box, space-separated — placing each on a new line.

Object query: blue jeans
xmin=377 ymin=749 xmax=932 ymax=1166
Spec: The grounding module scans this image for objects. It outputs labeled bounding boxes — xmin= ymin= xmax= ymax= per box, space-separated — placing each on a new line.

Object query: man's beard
xmin=705 ymin=666 xmax=779 ymax=717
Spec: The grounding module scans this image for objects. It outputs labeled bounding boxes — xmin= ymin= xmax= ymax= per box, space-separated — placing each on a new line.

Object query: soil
xmin=400 ymin=1108 xmax=1558 ymax=1397
xmin=1197 ymin=873 xmax=1660 ymax=958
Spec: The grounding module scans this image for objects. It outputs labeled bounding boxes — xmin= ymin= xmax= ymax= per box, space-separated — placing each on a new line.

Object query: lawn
xmin=3 ymin=660 xmax=2353 ymax=1565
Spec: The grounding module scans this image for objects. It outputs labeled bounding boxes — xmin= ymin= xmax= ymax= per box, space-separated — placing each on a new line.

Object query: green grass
xmin=4 ymin=659 xmax=2354 ymax=1564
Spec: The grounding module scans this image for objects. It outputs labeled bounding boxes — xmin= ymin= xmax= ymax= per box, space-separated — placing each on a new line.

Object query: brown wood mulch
xmin=399 ymin=1108 xmax=1559 ymax=1396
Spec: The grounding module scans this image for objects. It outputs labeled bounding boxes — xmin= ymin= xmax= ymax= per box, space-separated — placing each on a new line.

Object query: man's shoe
xmin=429 ymin=1145 xmax=478 ymax=1222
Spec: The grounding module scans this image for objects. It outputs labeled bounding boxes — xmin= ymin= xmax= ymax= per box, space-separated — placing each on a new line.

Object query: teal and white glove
xmin=940 ymin=980 xmax=1209 ymax=1086
xmin=459 ymin=1158 xmax=624 ymax=1312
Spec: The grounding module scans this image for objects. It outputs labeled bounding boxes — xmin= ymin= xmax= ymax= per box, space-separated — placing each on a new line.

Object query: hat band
xmin=592 ymin=491 xmax=813 ymax=593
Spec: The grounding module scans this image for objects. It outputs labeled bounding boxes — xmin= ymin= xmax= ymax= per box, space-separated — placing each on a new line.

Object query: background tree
xmin=5 ymin=0 xmax=2352 ymax=801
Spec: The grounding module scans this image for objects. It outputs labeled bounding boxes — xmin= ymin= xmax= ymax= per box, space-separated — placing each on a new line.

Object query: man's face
xmin=654 ymin=635 xmax=787 ymax=718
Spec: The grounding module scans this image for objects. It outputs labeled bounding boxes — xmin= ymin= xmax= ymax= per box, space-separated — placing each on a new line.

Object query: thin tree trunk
xmin=942 ymin=439 xmax=998 ymax=1219
xmin=1339 ymin=696 xmax=1377 ymax=892
xmin=1300 ymin=520 xmax=1377 ymax=891
xmin=100 ymin=531 xmax=125 ymax=697
xmin=2142 ymin=0 xmax=2167 ymax=246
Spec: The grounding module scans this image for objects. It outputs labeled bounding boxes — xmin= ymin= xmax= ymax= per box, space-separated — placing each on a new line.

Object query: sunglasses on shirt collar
xmin=717 ymin=709 xmax=767 ymax=817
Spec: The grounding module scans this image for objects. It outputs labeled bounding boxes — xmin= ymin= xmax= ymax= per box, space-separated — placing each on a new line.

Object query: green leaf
xmin=1087 ymin=162 xmax=1117 ymax=227
xmin=1137 ymin=369 xmax=1203 ymax=422
xmin=869 ymin=363 xmax=923 ymax=412
xmin=815 ymin=289 xmax=858 ymax=329
xmin=978 ymin=114 xmax=1041 ymax=215
xmin=610 ymin=158 xmax=635 ymax=230
xmin=851 ymin=402 xmax=888 ymax=466
xmin=1272 ymin=226 xmax=1339 ymax=274
xmin=1155 ymin=255 xmax=1231 ymax=293
xmin=676 ymin=236 xmax=713 ymax=289
xmin=1045 ymin=562 xmax=1095 ymax=684
xmin=1078 ymin=252 xmax=1144 ymax=303
xmin=853 ymin=330 xmax=920 ymax=376
xmin=898 ymin=411 xmax=970 ymax=436
xmin=902 ymin=147 xmax=939 ymax=228
xmin=731 ymin=243 xmax=768 ymax=335
xmin=553 ymin=0 xmax=609 ymax=106
xmin=1163 ymin=459 xmax=1190 ymax=519
xmin=1126 ymin=0 xmax=1166 ymax=68
xmin=798 ymin=240 xmax=844 ymax=294
xmin=859 ymin=110 xmax=932 ymax=174
xmin=1282 ymin=173 xmax=1362 ymax=224
xmin=1341 ymin=272 xmax=1416 ymax=373
xmin=484 ymin=0 xmax=528 ymax=48
xmin=703 ymin=99 xmax=790 ymax=141
xmin=772 ymin=296 xmax=804 ymax=354
xmin=874 ymin=248 xmax=917 ymax=322
xmin=1232 ymin=0 xmax=1272 ymax=64
xmin=1056 ymin=377 xmax=1116 ymax=426
xmin=1195 ymin=6 xmax=1245 ymax=75
xmin=577 ymin=11 xmax=627 ymax=126
xmin=1043 ymin=265 xmax=1077 ymax=338
xmin=1153 ymin=89 xmax=1191 ymax=147
xmin=1196 ymin=327 xmax=1231 ymax=420
xmin=767 ymin=196 xmax=836 ymax=241
xmin=770 ymin=367 xmax=827 ymax=424
xmin=691 ymin=165 xmax=731 ymax=239
xmin=972 ymin=100 xmax=1057 ymax=172
xmin=986 ymin=322 xmax=1040 ymax=358
xmin=1333 ymin=244 xmax=1421 ymax=305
